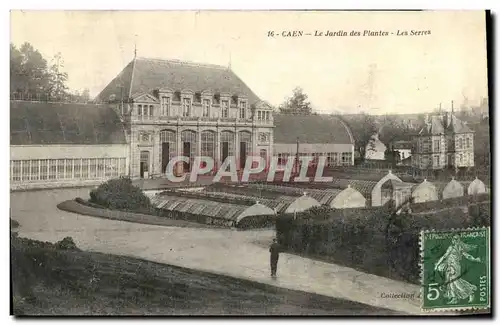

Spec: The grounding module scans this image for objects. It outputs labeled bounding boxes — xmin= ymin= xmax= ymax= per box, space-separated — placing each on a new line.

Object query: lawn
xmin=11 ymin=235 xmax=397 ymax=316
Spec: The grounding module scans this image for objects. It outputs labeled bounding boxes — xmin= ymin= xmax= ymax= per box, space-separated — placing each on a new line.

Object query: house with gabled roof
xmin=411 ymin=110 xmax=474 ymax=170
xmin=96 ymin=56 xmax=275 ymax=178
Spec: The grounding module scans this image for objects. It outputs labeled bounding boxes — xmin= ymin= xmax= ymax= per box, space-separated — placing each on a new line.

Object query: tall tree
xmin=19 ymin=42 xmax=49 ymax=96
xmin=47 ymin=52 xmax=69 ymax=100
xmin=279 ymin=87 xmax=313 ymax=115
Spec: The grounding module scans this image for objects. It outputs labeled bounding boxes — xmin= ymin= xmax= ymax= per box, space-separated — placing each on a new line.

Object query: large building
xmin=10 ymin=56 xmax=356 ymax=189
xmin=411 ymin=112 xmax=474 ymax=170
xmin=96 ymin=57 xmax=275 ymax=178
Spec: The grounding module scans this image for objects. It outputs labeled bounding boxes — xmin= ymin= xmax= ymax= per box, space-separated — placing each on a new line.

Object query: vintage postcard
xmin=10 ymin=10 xmax=491 ymax=316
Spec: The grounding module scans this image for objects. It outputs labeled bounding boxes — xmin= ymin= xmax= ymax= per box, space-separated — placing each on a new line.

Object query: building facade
xmin=97 ymin=57 xmax=274 ymax=178
xmin=411 ymin=112 xmax=474 ymax=170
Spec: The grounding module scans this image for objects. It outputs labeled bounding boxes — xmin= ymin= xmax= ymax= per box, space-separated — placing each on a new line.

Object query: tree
xmin=279 ymin=87 xmax=313 ymax=115
xmin=47 ymin=52 xmax=69 ymax=100
xmin=10 ymin=43 xmax=73 ymax=102
xmin=340 ymin=113 xmax=378 ymax=158
xmin=10 ymin=42 xmax=50 ymax=98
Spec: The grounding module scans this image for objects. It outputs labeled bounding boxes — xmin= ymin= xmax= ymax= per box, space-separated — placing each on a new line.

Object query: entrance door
xmin=240 ymin=142 xmax=247 ymax=170
xmin=161 ymin=142 xmax=170 ymax=174
xmin=222 ymin=142 xmax=229 ymax=165
xmin=183 ymin=142 xmax=191 ymax=172
xmin=140 ymin=151 xmax=150 ymax=179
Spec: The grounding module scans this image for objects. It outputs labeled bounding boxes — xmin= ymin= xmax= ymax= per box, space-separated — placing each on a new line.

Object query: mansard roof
xmin=10 ymin=101 xmax=127 ymax=145
xmin=96 ymin=57 xmax=261 ymax=105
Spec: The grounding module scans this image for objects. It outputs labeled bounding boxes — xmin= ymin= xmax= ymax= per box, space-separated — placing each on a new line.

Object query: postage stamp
xmin=420 ymin=227 xmax=490 ymax=311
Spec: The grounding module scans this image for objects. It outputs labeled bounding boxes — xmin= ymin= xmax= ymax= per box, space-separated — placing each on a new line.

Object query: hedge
xmin=276 ymin=200 xmax=491 ymax=284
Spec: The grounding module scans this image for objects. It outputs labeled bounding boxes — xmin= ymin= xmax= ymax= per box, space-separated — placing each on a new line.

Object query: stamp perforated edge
xmin=419 ymin=226 xmax=491 ymax=313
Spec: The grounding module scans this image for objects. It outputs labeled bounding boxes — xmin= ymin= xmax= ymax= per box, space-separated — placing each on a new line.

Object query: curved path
xmin=11 ymin=188 xmax=423 ymax=315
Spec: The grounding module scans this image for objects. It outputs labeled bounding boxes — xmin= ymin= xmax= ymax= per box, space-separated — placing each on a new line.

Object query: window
xmin=239 ymin=101 xmax=247 ymax=119
xmin=74 ymin=159 xmax=82 ymax=179
xmin=434 ymin=139 xmax=440 ymax=152
xmin=182 ymin=98 xmax=192 ymax=117
xmin=21 ymin=160 xmax=30 ymax=181
xmin=81 ymin=159 xmax=89 ymax=179
xmin=138 ymin=104 xmax=143 ymax=116
xmin=257 ymin=111 xmax=262 ymax=120
xmin=203 ymin=99 xmax=210 ymax=117
xmin=49 ymin=160 xmax=57 ymax=180
xmin=40 ymin=160 xmax=48 ymax=180
xmin=104 ymin=158 xmax=112 ymax=177
xmin=161 ymin=96 xmax=171 ymax=116
xmin=89 ymin=159 xmax=97 ymax=178
xmin=434 ymin=155 xmax=440 ymax=166
xmin=30 ymin=160 xmax=40 ymax=181
xmin=97 ymin=158 xmax=105 ymax=178
xmin=221 ymin=100 xmax=229 ymax=118
xmin=466 ymin=137 xmax=471 ymax=149
xmin=459 ymin=153 xmax=463 ymax=165
xmin=149 ymin=105 xmax=154 ymax=117
xmin=201 ymin=131 xmax=216 ymax=159
xmin=341 ymin=152 xmax=352 ymax=165
xmin=65 ymin=159 xmax=73 ymax=179
xmin=458 ymin=138 xmax=463 ymax=149
xmin=57 ymin=159 xmax=65 ymax=179
xmin=12 ymin=160 xmax=21 ymax=182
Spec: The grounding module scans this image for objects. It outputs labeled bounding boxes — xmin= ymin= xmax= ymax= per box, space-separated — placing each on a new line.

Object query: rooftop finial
xmin=134 ymin=34 xmax=138 ymax=59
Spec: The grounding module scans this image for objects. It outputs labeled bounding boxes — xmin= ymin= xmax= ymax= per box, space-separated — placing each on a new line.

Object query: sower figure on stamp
xmin=269 ymin=238 xmax=284 ymax=278
xmin=434 ymin=235 xmax=482 ymax=304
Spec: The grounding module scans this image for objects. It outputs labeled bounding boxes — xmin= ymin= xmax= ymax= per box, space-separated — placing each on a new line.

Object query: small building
xmin=442 ymin=178 xmax=465 ymax=199
xmin=462 ymin=178 xmax=487 ymax=196
xmin=412 ymin=179 xmax=438 ymax=203
xmin=329 ymin=185 xmax=367 ymax=209
xmin=364 ymin=133 xmax=387 ymax=160
xmin=284 ymin=193 xmax=321 ymax=214
xmin=392 ymin=140 xmax=412 ymax=163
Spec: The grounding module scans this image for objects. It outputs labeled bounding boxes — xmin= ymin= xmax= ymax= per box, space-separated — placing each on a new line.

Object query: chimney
xmin=451 ymin=100 xmax=454 ymax=114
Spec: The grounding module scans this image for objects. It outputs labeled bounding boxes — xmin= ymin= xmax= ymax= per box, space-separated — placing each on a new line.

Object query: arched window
xmin=159 ymin=130 xmax=177 ymax=173
xmin=201 ymin=130 xmax=216 ymax=160
xmin=220 ymin=131 xmax=235 ymax=164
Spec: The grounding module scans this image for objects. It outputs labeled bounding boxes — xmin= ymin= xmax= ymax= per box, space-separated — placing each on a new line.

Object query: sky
xmin=10 ymin=10 xmax=489 ymax=114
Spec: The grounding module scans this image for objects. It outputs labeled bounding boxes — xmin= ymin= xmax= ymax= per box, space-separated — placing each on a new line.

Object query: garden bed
xmin=57 ymin=199 xmax=218 ymax=229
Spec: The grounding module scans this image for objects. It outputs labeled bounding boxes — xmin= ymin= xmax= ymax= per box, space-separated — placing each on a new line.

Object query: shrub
xmin=89 ymin=177 xmax=152 ymax=211
xmin=55 ymin=237 xmax=79 ymax=251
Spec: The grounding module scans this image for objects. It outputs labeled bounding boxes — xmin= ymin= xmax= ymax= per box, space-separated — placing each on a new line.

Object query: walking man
xmin=269 ymin=238 xmax=282 ymax=277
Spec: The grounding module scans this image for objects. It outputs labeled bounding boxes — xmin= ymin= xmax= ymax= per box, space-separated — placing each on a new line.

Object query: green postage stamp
xmin=420 ymin=227 xmax=490 ymax=311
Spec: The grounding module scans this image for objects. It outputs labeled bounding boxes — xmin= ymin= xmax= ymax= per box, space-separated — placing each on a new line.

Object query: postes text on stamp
xmin=420 ymin=227 xmax=490 ymax=311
